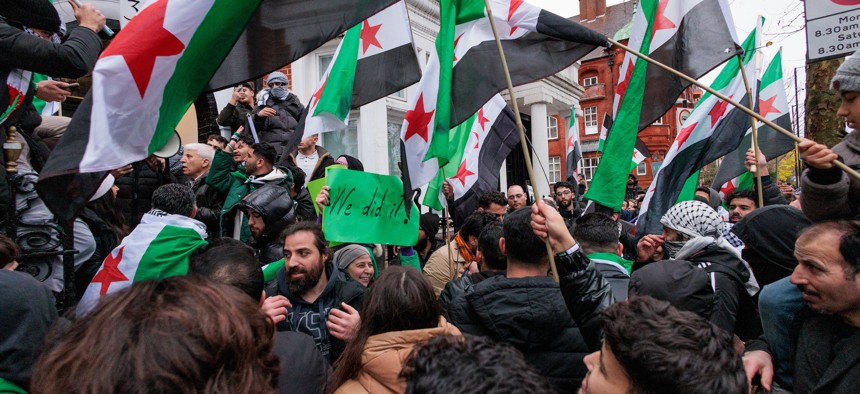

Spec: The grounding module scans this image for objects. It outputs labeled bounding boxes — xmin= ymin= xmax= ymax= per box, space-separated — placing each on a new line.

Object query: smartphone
xmin=66 ymin=83 xmax=80 ymax=91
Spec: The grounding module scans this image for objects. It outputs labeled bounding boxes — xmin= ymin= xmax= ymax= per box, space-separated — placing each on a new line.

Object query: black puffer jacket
xmin=439 ymin=271 xmax=504 ymax=333
xmin=216 ymin=102 xmax=253 ymax=132
xmin=453 ymin=273 xmax=591 ymax=393
xmin=252 ymin=93 xmax=304 ymax=158
xmin=731 ymin=205 xmax=811 ymax=287
xmin=115 ymin=160 xmax=173 ymax=227
xmin=239 ymin=184 xmax=296 ymax=265
xmin=191 ymin=176 xmax=228 ymax=239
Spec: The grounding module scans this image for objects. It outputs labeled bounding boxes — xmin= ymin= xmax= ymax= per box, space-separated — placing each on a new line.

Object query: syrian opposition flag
xmin=712 ymin=48 xmax=795 ymax=189
xmin=76 ymin=211 xmax=207 ymax=316
xmin=596 ymin=113 xmax=651 ymax=170
xmin=37 ymin=0 xmax=266 ymax=221
xmin=635 ymin=23 xmax=760 ymax=236
xmin=401 ymin=0 xmax=609 ymax=194
xmin=566 ymin=107 xmax=583 ymax=178
xmin=585 ymin=0 xmax=741 ymax=210
xmin=299 ymin=1 xmax=420 ymax=140
xmin=597 ymin=113 xmax=612 ymax=153
xmin=423 ymin=95 xmax=519 ymax=218
xmin=205 ymin=0 xmax=400 ymax=91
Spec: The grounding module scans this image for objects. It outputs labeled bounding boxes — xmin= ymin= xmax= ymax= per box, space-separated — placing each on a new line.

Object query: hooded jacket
xmin=239 ymin=184 xmax=296 ymax=265
xmin=0 ymin=270 xmax=59 ymax=392
xmin=191 ymin=175 xmax=228 ymax=239
xmin=333 ymin=318 xmax=462 ymax=394
xmin=266 ymin=261 xmax=367 ymax=364
xmin=451 ymin=274 xmax=591 ymax=393
xmin=801 ymin=131 xmax=860 ymax=221
xmin=731 ymin=205 xmax=811 ymax=286
xmin=253 ymin=93 xmax=304 ymax=159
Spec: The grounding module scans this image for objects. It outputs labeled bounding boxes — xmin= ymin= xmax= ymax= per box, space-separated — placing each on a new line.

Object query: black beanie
xmin=419 ymin=213 xmax=440 ymax=240
xmin=0 ymin=0 xmax=62 ymax=33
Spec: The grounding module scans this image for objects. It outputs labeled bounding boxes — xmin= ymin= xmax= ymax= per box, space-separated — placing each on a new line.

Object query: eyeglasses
xmin=507 ymin=194 xmax=524 ymax=200
xmin=557 ymin=190 xmax=572 ymax=196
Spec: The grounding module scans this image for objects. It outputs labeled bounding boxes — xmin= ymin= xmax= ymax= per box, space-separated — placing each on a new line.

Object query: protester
xmin=284 ymin=134 xmax=335 ymax=184
xmin=76 ymin=189 xmax=130 ymax=296
xmin=506 ymin=184 xmax=528 ymax=211
xmin=439 ymin=221 xmax=506 ymax=331
xmin=582 ymin=297 xmax=747 ymax=393
xmin=625 ymin=174 xmax=643 ymax=200
xmin=573 ymin=213 xmax=632 ymax=301
xmin=253 ymin=71 xmax=304 ymax=158
xmin=239 ymin=184 xmax=297 ymax=265
xmin=414 ymin=212 xmax=442 ymax=268
xmin=207 ymin=142 xmax=294 ymax=240
xmin=76 ymin=184 xmax=208 ymax=316
xmin=727 ymin=189 xmax=760 ymax=224
xmin=283 ymin=165 xmax=316 ymax=222
xmin=553 ymin=181 xmax=582 ymax=227
xmin=635 ymin=200 xmax=761 ymax=340
xmin=731 ymin=205 xmax=811 ymax=287
xmin=206 ymin=133 xmax=229 ymax=150
xmin=265 ymin=221 xmax=366 ymax=363
xmin=0 ymin=270 xmax=58 ymax=393
xmin=335 ymin=154 xmax=364 ymax=171
xmin=330 ymin=266 xmax=460 ymax=393
xmin=744 ymin=221 xmax=860 ymax=393
xmin=423 ymin=211 xmax=497 ymax=297
xmin=181 ymin=143 xmax=226 ymax=239
xmin=446 ymin=208 xmax=593 ymax=392
xmin=115 ymin=155 xmax=174 ymax=227
xmin=477 ymin=190 xmax=507 ymax=220
xmin=33 ymin=277 xmax=280 ymax=394
xmin=217 ymin=83 xmax=255 ymax=132
xmin=798 ymin=50 xmax=860 ymax=222
xmin=400 ymin=334 xmax=554 ymax=394
xmin=0 ymin=234 xmax=19 ymax=270
xmin=189 ymin=239 xmax=330 ymax=394
xmin=333 ymin=244 xmax=374 ymax=288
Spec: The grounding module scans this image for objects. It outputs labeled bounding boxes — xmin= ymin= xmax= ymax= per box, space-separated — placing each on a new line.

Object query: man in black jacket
xmin=253 ymin=71 xmax=303 ymax=159
xmin=264 ymin=221 xmax=366 ymax=364
xmin=572 ymin=213 xmax=632 ymax=301
xmin=216 ymin=83 xmax=254 ymax=132
xmin=181 ymin=143 xmax=226 ymax=239
xmin=446 ymin=207 xmax=593 ymax=392
xmin=239 ymin=184 xmax=297 ymax=265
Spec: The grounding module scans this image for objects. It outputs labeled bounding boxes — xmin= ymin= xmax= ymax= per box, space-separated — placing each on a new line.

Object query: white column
xmin=358 ymin=98 xmax=390 ymax=174
xmin=499 ymin=159 xmax=508 ymax=192
xmin=530 ymin=103 xmax=550 ymax=199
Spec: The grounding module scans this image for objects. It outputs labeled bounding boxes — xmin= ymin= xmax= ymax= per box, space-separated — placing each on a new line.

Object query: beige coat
xmin=333 ymin=318 xmax=462 ymax=394
xmin=422 ymin=240 xmax=467 ymax=297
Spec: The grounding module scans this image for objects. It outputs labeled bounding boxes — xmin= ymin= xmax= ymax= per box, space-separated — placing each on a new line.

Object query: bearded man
xmin=264 ymin=221 xmax=366 ymax=364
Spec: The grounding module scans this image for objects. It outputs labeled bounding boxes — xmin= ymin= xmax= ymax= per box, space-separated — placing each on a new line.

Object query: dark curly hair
xmin=401 ymin=334 xmax=553 ymax=394
xmin=32 ymin=276 xmax=279 ymax=394
xmin=601 ymin=297 xmax=747 ymax=394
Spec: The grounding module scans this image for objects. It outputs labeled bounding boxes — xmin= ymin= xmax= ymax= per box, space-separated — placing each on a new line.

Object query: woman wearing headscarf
xmin=334 ymin=244 xmax=374 ymax=288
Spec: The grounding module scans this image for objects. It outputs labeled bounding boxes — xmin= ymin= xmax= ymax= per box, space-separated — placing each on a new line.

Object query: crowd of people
xmin=3 ymin=1 xmax=860 ymax=394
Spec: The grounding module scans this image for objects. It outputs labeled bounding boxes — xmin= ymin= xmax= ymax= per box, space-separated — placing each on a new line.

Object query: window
xmin=548 ymin=156 xmax=561 ymax=183
xmin=582 ymin=76 xmax=598 ymax=86
xmin=547 ymin=116 xmax=558 ymax=139
xmin=320 ymin=113 xmax=358 ymax=159
xmin=582 ymin=157 xmax=600 ymax=181
xmin=637 ymin=161 xmax=648 ymax=176
xmin=318 ymin=54 xmax=333 ymax=81
xmin=584 ymin=106 xmax=598 ymax=135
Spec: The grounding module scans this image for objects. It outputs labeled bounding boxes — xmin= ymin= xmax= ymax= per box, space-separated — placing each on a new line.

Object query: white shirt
xmin=296 ymin=150 xmax=318 ymax=185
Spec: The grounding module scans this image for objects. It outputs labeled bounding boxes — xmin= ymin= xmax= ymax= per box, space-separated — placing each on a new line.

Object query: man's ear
xmin=202 ymin=159 xmax=210 ymax=168
xmin=617 ymin=242 xmax=624 ymax=257
xmin=191 ymin=206 xmax=198 ymax=218
xmin=499 ymin=237 xmax=507 ymax=255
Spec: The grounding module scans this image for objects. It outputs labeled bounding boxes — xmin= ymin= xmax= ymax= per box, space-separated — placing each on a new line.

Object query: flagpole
xmin=736 ymin=54 xmax=765 ymax=207
xmin=482 ymin=0 xmax=559 ymax=282
xmin=440 ymin=169 xmax=457 ymax=278
xmin=607 ymin=37 xmax=860 ymax=182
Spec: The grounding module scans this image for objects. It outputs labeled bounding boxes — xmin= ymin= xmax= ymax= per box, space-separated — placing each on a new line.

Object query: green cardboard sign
xmin=307 ymin=164 xmax=345 ymax=214
xmin=322 ymin=168 xmax=419 ymax=246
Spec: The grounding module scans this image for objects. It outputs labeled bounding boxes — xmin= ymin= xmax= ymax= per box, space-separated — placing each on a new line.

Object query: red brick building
xmin=547 ymin=0 xmax=701 ymax=190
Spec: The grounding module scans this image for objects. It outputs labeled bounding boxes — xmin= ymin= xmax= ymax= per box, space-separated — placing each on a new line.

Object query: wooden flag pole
xmin=737 ymin=54 xmax=765 ymax=207
xmin=608 ymin=37 xmax=860 ymax=182
xmin=440 ymin=168 xmax=457 ymax=280
xmin=482 ymin=0 xmax=559 ymax=282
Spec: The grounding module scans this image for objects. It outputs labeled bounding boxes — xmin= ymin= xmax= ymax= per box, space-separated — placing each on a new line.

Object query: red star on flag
xmin=100 ymin=0 xmax=185 ymax=98
xmin=453 ymin=33 xmax=465 ymax=61
xmin=676 ymin=121 xmax=697 ymax=147
xmin=567 ymin=136 xmax=576 ymax=149
xmin=615 ymin=59 xmax=635 ymax=98
xmin=472 ymin=131 xmax=480 ymax=149
xmin=476 ymin=108 xmax=490 ymax=130
xmin=90 ymin=246 xmax=128 ymax=296
xmin=708 ymin=98 xmax=731 ymax=127
xmin=651 ymin=0 xmax=677 ymax=37
xmin=759 ymin=95 xmax=781 ymax=118
xmin=452 ymin=160 xmax=475 ymax=186
xmin=508 ymin=0 xmax=524 ymax=35
xmin=360 ymin=20 xmax=383 ymax=54
xmin=312 ymin=74 xmax=328 ymax=106
xmin=404 ymin=94 xmax=435 ymax=142
xmin=720 ymin=179 xmax=736 ymax=196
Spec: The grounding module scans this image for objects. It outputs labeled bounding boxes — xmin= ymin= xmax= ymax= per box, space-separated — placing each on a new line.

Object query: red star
xmin=90 ymin=246 xmax=128 ymax=296
xmin=360 ymin=20 xmax=383 ymax=54
xmin=615 ymin=59 xmax=635 ymax=98
xmin=759 ymin=95 xmax=781 ymax=118
xmin=100 ymin=0 xmax=185 ymax=98
xmin=720 ymin=179 xmax=736 ymax=196
xmin=508 ymin=0 xmax=524 ymax=35
xmin=472 ymin=131 xmax=480 ymax=149
xmin=476 ymin=108 xmax=490 ymax=130
xmin=651 ymin=0 xmax=677 ymax=37
xmin=312 ymin=75 xmax=328 ymax=106
xmin=404 ymin=94 xmax=435 ymax=142
xmin=708 ymin=98 xmax=731 ymax=127
xmin=567 ymin=135 xmax=577 ymax=149
xmin=453 ymin=33 xmax=465 ymax=61
xmin=452 ymin=160 xmax=475 ymax=186
xmin=676 ymin=121 xmax=697 ymax=147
